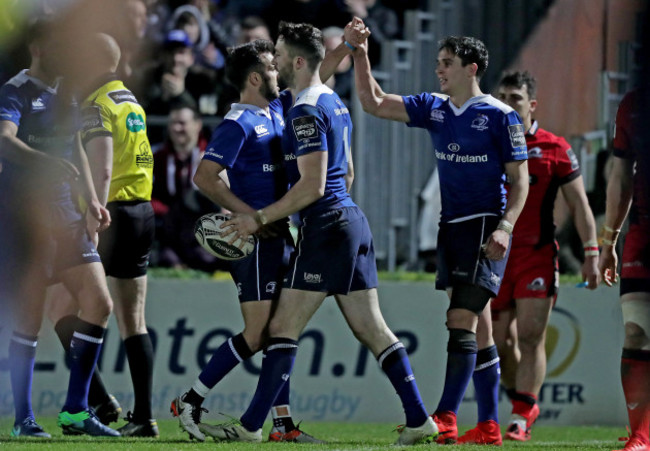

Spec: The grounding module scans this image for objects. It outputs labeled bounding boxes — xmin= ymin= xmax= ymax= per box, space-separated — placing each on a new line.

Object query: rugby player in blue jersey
xmin=170 ymin=33 xmax=366 ymax=443
xmin=351 ymin=21 xmax=529 ymax=445
xmin=0 ymin=21 xmax=119 ymax=437
xmin=195 ymin=22 xmax=437 ymax=446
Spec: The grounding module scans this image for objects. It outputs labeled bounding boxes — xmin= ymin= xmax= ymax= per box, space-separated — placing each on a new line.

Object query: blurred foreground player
xmin=46 ymin=33 xmax=157 ymax=437
xmin=0 ymin=22 xmax=119 ymax=437
xmin=599 ymin=90 xmax=650 ymax=451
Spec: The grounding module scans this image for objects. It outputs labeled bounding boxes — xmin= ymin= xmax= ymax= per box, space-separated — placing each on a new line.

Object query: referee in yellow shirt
xmin=47 ymin=33 xmax=157 ymax=437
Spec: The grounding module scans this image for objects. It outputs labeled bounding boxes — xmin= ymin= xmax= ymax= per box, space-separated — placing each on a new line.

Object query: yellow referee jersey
xmin=80 ymin=79 xmax=153 ymax=202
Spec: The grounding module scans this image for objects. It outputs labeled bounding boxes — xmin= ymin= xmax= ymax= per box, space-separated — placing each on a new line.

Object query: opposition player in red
xmin=599 ymin=90 xmax=650 ymax=451
xmin=485 ymin=71 xmax=600 ymax=441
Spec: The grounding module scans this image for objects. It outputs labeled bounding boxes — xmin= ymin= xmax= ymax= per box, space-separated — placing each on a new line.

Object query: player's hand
xmin=598 ymin=245 xmax=619 ymax=287
xmin=482 ymin=229 xmax=510 ymax=260
xmin=87 ymin=201 xmax=111 ymax=233
xmin=222 ymin=212 xmax=259 ymax=249
xmin=581 ymin=255 xmax=601 ymax=290
xmin=344 ymin=17 xmax=371 ymax=49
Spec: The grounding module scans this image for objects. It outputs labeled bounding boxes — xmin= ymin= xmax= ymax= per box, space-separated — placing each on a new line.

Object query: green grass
xmin=0 ymin=418 xmax=627 ymax=450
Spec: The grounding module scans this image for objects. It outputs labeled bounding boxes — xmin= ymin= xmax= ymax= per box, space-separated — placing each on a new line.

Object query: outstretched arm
xmin=348 ymin=20 xmax=410 ymax=122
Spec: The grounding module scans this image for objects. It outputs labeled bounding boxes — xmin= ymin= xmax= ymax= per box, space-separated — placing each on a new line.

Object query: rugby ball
xmin=194 ymin=213 xmax=256 ymax=261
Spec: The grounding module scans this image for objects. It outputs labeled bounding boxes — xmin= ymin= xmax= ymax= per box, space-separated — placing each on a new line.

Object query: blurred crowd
xmin=0 ymin=0 xmax=424 ymax=273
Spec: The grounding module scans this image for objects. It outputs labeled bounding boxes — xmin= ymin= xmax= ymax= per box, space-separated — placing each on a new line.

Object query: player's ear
xmin=467 ymin=62 xmax=478 ymax=77
xmin=248 ymin=71 xmax=261 ymax=87
xmin=529 ymin=98 xmax=538 ymax=114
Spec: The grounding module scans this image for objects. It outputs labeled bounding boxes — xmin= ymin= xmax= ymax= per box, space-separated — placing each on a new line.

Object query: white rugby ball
xmin=194 ymin=213 xmax=256 ymax=261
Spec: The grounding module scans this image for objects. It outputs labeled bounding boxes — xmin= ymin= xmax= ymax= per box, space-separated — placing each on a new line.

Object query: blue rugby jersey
xmin=203 ymin=91 xmax=293 ymax=209
xmin=403 ymin=93 xmax=528 ymax=222
xmin=0 ymin=69 xmax=78 ymax=202
xmin=282 ymin=84 xmax=355 ymax=219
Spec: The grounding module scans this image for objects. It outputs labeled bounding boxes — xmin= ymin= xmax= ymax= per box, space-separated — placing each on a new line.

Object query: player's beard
xmin=260 ymin=73 xmax=279 ymax=102
xmin=278 ymin=66 xmax=294 ymax=90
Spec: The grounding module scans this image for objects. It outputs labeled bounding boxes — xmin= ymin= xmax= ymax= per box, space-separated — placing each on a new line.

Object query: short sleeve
xmin=403 ymin=92 xmax=436 ymax=129
xmin=203 ymin=119 xmax=247 ymax=169
xmin=501 ymin=111 xmax=528 ymax=162
xmin=80 ymin=102 xmax=112 ymax=145
xmin=554 ymin=137 xmax=581 ymax=185
xmin=0 ymin=85 xmax=23 ymax=127
xmin=289 ymin=104 xmax=328 ymax=156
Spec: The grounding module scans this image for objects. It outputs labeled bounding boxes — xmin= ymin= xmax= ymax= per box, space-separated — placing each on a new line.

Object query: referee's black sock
xmin=54 ymin=315 xmax=109 ymax=407
xmin=124 ymin=333 xmax=155 ymax=422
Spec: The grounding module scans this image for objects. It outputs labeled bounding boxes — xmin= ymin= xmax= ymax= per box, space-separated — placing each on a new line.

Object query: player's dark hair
xmin=225 ymin=39 xmax=275 ymax=92
xmin=277 ymin=21 xmax=324 ymax=72
xmin=499 ymin=71 xmax=537 ymax=99
xmin=439 ymin=36 xmax=489 ymax=79
xmin=241 ymin=15 xmax=268 ymax=32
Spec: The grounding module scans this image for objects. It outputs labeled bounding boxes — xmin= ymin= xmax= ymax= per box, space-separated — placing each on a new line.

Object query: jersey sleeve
xmin=554 ymin=136 xmax=581 ymax=185
xmin=203 ymin=119 xmax=247 ymax=169
xmin=80 ymin=100 xmax=112 ymax=145
xmin=613 ymin=92 xmax=634 ymax=159
xmin=0 ymin=85 xmax=24 ymax=127
xmin=288 ymin=104 xmax=328 ymax=157
xmin=500 ymin=111 xmax=528 ymax=162
xmin=403 ymin=92 xmax=436 ymax=129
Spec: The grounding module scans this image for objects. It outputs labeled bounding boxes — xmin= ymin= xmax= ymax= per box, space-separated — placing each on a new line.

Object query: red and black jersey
xmin=613 ymin=90 xmax=648 ymax=221
xmin=508 ymin=121 xmax=580 ymax=248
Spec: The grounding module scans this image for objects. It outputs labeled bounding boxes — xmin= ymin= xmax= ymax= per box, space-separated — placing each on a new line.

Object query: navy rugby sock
xmin=436 ymin=329 xmax=477 ymax=414
xmin=240 ymin=337 xmax=297 ymax=432
xmin=472 ymin=345 xmax=500 ymax=423
xmin=62 ymin=319 xmax=106 ymax=413
xmin=196 ymin=333 xmax=254 ymax=394
xmin=378 ymin=342 xmax=428 ymax=428
xmin=9 ymin=331 xmax=37 ymax=423
xmin=54 ymin=315 xmax=109 ymax=407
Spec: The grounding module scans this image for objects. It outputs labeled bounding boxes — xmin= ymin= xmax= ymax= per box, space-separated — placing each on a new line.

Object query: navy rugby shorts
xmin=283 ymin=206 xmax=378 ymax=294
xmin=230 ymin=224 xmax=294 ymax=302
xmin=435 ymin=215 xmax=510 ymax=297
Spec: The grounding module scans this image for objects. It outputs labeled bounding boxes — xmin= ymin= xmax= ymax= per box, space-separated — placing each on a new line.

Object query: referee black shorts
xmin=98 ymin=200 xmax=154 ymax=279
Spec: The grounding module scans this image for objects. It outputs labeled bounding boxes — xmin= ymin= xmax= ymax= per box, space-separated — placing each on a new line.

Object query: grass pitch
xmin=0 ymin=417 xmax=628 ymax=450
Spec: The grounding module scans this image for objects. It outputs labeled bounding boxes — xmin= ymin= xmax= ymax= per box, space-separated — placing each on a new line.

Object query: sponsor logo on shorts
xmin=265 ymin=281 xmax=277 ymax=294
xmin=527 ymin=277 xmax=547 ymax=291
xmin=237 ymin=283 xmax=242 ymax=296
xmin=471 ymin=114 xmax=489 ymax=131
xmin=489 ymin=272 xmax=501 ymax=286
xmin=528 ymin=146 xmax=543 ymax=158
xmin=304 ymin=272 xmax=322 ymax=283
xmin=508 ymin=124 xmax=526 ymax=148
xmin=430 ymin=109 xmax=445 ymax=122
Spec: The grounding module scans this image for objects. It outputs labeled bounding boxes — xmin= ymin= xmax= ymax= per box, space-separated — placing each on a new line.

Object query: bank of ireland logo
xmin=126 ymin=112 xmax=146 ymax=132
xmin=546 ymin=307 xmax=581 ymax=377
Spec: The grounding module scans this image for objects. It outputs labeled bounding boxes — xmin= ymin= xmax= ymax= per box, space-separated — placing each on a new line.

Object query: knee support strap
xmin=448 ymin=328 xmax=478 ymax=354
